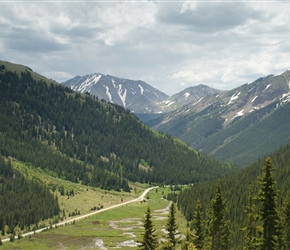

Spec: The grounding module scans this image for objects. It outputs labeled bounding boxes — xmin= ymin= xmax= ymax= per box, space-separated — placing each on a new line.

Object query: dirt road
xmin=2 ymin=186 xmax=158 ymax=243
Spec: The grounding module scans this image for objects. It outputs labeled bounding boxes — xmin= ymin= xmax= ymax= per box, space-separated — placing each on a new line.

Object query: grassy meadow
xmin=2 ymin=160 xmax=188 ymax=249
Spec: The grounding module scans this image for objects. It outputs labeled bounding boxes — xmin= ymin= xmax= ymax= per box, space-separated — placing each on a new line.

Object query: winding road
xmin=2 ymin=186 xmax=158 ymax=243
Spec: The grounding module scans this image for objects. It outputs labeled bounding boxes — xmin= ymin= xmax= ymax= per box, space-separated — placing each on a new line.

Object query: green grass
xmin=11 ymin=159 xmax=142 ymax=217
xmin=1 ymin=187 xmax=188 ymax=249
xmin=0 ymin=60 xmax=58 ymax=85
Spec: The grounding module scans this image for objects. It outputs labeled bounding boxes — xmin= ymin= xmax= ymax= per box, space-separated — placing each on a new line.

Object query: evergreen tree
xmin=242 ymin=186 xmax=260 ymax=250
xmin=257 ymin=157 xmax=280 ymax=250
xmin=181 ymin=229 xmax=194 ymax=250
xmin=205 ymin=180 xmax=230 ymax=250
xmin=166 ymin=202 xmax=179 ymax=249
xmin=192 ymin=200 xmax=204 ymax=250
xmin=139 ymin=207 xmax=158 ymax=250
xmin=282 ymin=191 xmax=290 ymax=250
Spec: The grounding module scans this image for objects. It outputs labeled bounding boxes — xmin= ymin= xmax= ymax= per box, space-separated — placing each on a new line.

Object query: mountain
xmin=177 ymin=142 xmax=290 ymax=248
xmin=159 ymin=84 xmax=222 ymax=111
xmin=62 ymin=74 xmax=223 ymax=116
xmin=147 ymin=70 xmax=290 ymax=166
xmin=62 ymin=73 xmax=169 ymax=113
xmin=0 ymin=60 xmax=236 ymax=188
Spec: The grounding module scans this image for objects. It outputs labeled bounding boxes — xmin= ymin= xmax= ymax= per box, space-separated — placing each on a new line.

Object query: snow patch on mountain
xmin=263 ymin=84 xmax=271 ymax=92
xmin=139 ymin=84 xmax=144 ymax=95
xmin=251 ymin=96 xmax=258 ymax=104
xmin=168 ymin=102 xmax=175 ymax=107
xmin=228 ymin=91 xmax=240 ymax=105
xmin=227 ymin=109 xmax=245 ymax=122
xmin=111 ymin=79 xmax=116 ymax=87
xmin=280 ymin=92 xmax=290 ymax=104
xmin=194 ymin=97 xmax=204 ymax=105
xmin=72 ymin=74 xmax=102 ymax=93
xmin=118 ymin=85 xmax=127 ymax=107
xmin=105 ymin=85 xmax=113 ymax=103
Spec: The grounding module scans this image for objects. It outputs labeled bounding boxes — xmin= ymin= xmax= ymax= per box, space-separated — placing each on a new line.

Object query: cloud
xmin=0 ymin=1 xmax=290 ymax=96
xmin=156 ymin=2 xmax=262 ymax=33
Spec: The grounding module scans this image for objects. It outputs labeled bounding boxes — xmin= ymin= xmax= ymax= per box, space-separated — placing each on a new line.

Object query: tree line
xmin=140 ymin=157 xmax=290 ymax=249
xmin=0 ymin=64 xmax=236 ymax=190
xmin=0 ymin=156 xmax=59 ymax=240
xmin=171 ymin=157 xmax=290 ymax=249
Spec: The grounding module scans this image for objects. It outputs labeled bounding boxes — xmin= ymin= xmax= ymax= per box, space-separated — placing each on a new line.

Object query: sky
xmin=1 ymin=0 xmax=290 ymax=96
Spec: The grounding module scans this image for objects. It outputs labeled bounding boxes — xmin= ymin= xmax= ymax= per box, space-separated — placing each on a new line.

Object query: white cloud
xmin=0 ymin=1 xmax=290 ymax=95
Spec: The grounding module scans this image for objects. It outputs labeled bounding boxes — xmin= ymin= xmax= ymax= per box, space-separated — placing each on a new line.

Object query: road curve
xmin=2 ymin=186 xmax=158 ymax=243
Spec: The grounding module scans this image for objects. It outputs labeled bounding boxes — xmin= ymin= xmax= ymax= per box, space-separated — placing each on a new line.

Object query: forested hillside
xmin=0 ymin=156 xmax=59 ymax=237
xmin=0 ymin=60 xmax=236 ymax=190
xmin=176 ymin=143 xmax=290 ymax=248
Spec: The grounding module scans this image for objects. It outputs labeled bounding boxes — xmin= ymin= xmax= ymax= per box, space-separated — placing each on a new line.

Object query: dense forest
xmin=0 ymin=61 xmax=236 ymax=190
xmin=1 ymin=60 xmax=289 ymax=249
xmin=175 ymin=143 xmax=290 ymax=249
xmin=0 ymin=156 xmax=59 ymax=237
xmin=0 ymin=60 xmax=238 ymax=242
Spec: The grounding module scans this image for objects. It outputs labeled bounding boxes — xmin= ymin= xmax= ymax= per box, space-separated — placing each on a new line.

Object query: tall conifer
xmin=243 ymin=186 xmax=260 ymax=250
xmin=166 ymin=202 xmax=179 ymax=249
xmin=205 ymin=180 xmax=230 ymax=250
xmin=257 ymin=157 xmax=280 ymax=250
xmin=193 ymin=200 xmax=204 ymax=250
xmin=139 ymin=207 xmax=158 ymax=250
xmin=282 ymin=191 xmax=290 ymax=250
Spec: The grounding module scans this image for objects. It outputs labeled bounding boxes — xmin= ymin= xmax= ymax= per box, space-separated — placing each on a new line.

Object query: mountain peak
xmin=148 ymin=70 xmax=290 ymax=166
xmin=62 ymin=73 xmax=168 ymax=113
xmin=159 ymin=84 xmax=222 ymax=111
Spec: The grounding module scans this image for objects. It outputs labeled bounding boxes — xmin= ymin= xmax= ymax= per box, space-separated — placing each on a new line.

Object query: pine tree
xmin=192 ymin=200 xmax=204 ymax=250
xmin=282 ymin=191 xmax=290 ymax=250
xmin=257 ymin=157 xmax=280 ymax=250
xmin=139 ymin=207 xmax=158 ymax=250
xmin=181 ymin=229 xmax=194 ymax=250
xmin=166 ymin=202 xmax=179 ymax=249
xmin=242 ymin=186 xmax=260 ymax=250
xmin=205 ymin=180 xmax=230 ymax=250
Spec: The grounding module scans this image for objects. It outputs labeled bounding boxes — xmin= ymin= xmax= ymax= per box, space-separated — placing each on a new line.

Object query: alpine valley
xmin=147 ymin=70 xmax=290 ymax=166
xmin=63 ymin=70 xmax=290 ymax=167
xmin=2 ymin=59 xmax=290 ymax=250
xmin=0 ymin=60 xmax=235 ymax=244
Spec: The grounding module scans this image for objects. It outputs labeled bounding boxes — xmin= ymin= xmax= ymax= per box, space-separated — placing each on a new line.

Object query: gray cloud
xmin=0 ymin=1 xmax=289 ymax=95
xmin=156 ymin=2 xmax=262 ymax=33
xmin=3 ymin=27 xmax=67 ymax=53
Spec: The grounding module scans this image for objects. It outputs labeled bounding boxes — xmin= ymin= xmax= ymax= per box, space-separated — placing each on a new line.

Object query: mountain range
xmin=0 ymin=59 xmax=239 ymax=239
xmin=62 ymin=73 xmax=168 ymax=114
xmin=148 ymin=70 xmax=290 ymax=166
xmin=62 ymin=74 xmax=221 ymax=114
xmin=2 ymin=59 xmax=290 ymax=249
xmin=63 ymin=70 xmax=290 ymax=167
xmin=0 ymin=60 xmax=234 ymax=187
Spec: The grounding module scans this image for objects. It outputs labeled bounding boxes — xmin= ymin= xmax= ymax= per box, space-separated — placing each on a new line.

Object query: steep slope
xmin=159 ymin=84 xmax=222 ymax=111
xmin=0 ymin=156 xmax=59 ymax=235
xmin=148 ymin=70 xmax=290 ymax=166
xmin=134 ymin=84 xmax=221 ymax=122
xmin=0 ymin=60 xmax=236 ymax=189
xmin=177 ymin=142 xmax=290 ymax=249
xmin=62 ymin=73 xmax=169 ymax=113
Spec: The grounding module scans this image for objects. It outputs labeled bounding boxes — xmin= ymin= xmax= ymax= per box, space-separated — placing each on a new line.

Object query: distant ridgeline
xmin=0 ymin=60 xmax=237 ymax=242
xmin=0 ymin=61 xmax=236 ymax=190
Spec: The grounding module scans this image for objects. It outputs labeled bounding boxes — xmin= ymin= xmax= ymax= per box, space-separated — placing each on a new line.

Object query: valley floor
xmin=1 ymin=187 xmax=187 ymax=250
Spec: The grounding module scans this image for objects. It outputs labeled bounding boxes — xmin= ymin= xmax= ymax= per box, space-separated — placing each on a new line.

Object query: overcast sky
xmin=1 ymin=1 xmax=290 ymax=95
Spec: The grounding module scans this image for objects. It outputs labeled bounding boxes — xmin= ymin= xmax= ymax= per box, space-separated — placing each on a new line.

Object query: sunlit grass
xmin=1 ymin=186 xmax=188 ymax=249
